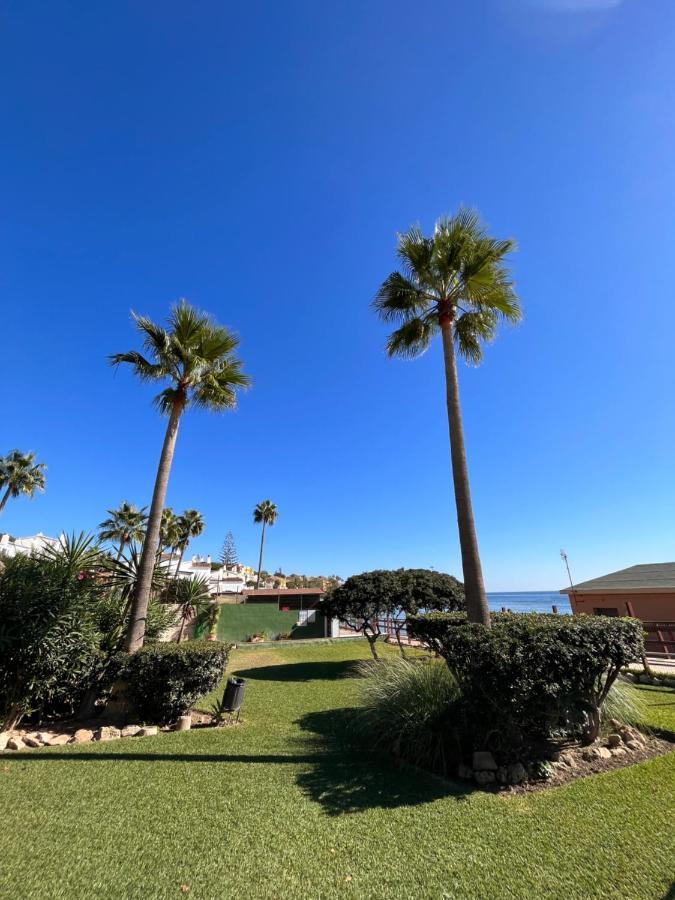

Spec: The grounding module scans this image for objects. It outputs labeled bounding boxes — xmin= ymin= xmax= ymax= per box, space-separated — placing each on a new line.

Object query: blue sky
xmin=2 ymin=0 xmax=675 ymax=589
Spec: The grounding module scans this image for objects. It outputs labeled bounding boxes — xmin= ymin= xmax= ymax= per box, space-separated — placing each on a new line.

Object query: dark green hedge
xmin=120 ymin=641 xmax=231 ymax=724
xmin=408 ymin=612 xmax=644 ymax=753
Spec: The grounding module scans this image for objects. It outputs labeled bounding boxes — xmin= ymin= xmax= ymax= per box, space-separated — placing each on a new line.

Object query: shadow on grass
xmin=661 ymin=883 xmax=674 ymax=900
xmin=234 ymin=660 xmax=359 ymax=682
xmin=293 ymin=707 xmax=473 ymax=816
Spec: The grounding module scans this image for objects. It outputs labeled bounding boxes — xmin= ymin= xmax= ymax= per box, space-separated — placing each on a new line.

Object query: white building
xmin=162 ymin=553 xmax=251 ymax=596
xmin=0 ymin=532 xmax=63 ymax=559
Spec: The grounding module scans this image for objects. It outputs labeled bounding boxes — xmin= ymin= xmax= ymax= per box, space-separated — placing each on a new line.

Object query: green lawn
xmin=1 ymin=640 xmax=674 ymax=899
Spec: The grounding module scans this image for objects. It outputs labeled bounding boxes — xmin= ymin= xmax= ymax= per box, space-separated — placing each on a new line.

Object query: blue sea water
xmin=487 ymin=591 xmax=570 ymax=615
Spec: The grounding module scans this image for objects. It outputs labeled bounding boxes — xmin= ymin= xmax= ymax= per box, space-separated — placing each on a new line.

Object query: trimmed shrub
xmin=121 ymin=641 xmax=231 ymax=724
xmin=352 ymin=657 xmax=460 ymax=774
xmin=408 ymin=612 xmax=644 ymax=755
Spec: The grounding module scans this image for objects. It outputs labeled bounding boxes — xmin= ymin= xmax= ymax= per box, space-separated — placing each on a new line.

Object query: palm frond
xmin=372 ymin=272 xmax=429 ymax=323
xmin=385 ymin=316 xmax=436 ymax=359
xmin=108 ymin=350 xmax=168 ymax=381
xmin=454 ymin=311 xmax=498 ymax=364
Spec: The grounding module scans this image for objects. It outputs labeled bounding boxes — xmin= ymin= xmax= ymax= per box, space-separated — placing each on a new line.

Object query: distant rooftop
xmin=245 ymin=588 xmax=325 ymax=596
xmin=561 ymin=562 xmax=675 ymax=594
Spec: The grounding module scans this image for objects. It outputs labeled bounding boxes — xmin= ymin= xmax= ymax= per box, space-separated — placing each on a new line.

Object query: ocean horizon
xmin=487 ymin=591 xmax=570 ymax=614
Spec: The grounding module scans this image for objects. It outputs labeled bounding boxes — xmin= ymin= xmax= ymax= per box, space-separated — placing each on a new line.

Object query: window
xmin=594 ymin=607 xmax=619 ymax=617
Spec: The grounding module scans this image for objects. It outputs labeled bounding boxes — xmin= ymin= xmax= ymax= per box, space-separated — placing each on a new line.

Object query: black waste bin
xmin=223 ymin=676 xmax=246 ymax=712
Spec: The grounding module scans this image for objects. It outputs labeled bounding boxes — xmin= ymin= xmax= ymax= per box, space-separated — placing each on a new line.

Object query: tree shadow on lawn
xmin=234 ymin=659 xmax=359 ymax=683
xmin=292 ymin=707 xmax=473 ymax=816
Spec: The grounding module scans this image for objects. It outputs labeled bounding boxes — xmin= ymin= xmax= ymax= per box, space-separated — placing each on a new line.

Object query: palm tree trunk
xmin=0 ymin=486 xmax=11 ymax=514
xmin=175 ymin=543 xmax=187 ymax=581
xmin=177 ymin=612 xmax=186 ymax=642
xmin=256 ymin=521 xmax=267 ymax=589
xmin=115 ymin=537 xmax=126 ymax=563
xmin=440 ymin=317 xmax=491 ymax=628
xmin=125 ymin=398 xmax=184 ymax=652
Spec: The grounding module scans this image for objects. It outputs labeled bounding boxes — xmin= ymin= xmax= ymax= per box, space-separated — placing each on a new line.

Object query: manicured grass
xmin=1 ymin=640 xmax=674 ymax=899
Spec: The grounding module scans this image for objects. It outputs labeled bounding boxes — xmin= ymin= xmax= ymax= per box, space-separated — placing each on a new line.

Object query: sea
xmin=487 ymin=591 xmax=570 ymax=615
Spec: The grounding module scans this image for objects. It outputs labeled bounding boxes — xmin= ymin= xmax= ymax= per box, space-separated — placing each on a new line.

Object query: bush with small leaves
xmin=120 ymin=641 xmax=231 ymax=724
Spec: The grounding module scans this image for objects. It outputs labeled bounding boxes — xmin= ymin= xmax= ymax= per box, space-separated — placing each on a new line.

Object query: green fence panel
xmin=215 ymin=604 xmax=325 ymax=643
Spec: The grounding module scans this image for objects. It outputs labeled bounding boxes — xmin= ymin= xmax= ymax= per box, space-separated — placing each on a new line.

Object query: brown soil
xmin=505 ymin=734 xmax=674 ymax=795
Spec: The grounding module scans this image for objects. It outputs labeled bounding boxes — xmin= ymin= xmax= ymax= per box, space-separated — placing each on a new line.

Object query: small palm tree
xmin=253 ymin=500 xmax=278 ymax=588
xmin=98 ymin=501 xmax=147 ymax=560
xmin=174 ymin=576 xmax=212 ymax=641
xmin=110 ymin=300 xmax=250 ymax=651
xmin=174 ymin=509 xmax=205 ymax=577
xmin=373 ymin=209 xmax=521 ymax=626
xmin=0 ymin=450 xmax=46 ymax=515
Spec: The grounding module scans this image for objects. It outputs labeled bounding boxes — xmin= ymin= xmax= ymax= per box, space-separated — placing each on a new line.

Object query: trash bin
xmin=223 ymin=676 xmax=246 ymax=712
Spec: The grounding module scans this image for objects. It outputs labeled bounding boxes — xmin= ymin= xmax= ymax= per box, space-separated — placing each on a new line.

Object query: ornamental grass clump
xmin=351 ymin=657 xmax=460 ymax=774
xmin=408 ymin=612 xmax=644 ymax=758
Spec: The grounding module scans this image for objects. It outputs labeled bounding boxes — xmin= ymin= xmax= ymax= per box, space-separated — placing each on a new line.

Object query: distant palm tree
xmin=174 ymin=509 xmax=205 ymax=577
xmin=0 ymin=450 xmax=46 ymax=515
xmin=253 ymin=500 xmax=278 ymax=588
xmin=158 ymin=507 xmax=181 ymax=563
xmin=98 ymin=501 xmax=147 ymax=560
xmin=110 ymin=300 xmax=250 ymax=652
xmin=373 ymin=209 xmax=521 ymax=627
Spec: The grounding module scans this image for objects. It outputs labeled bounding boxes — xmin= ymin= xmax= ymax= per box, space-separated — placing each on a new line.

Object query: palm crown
xmin=177 ymin=509 xmax=205 ymax=547
xmin=253 ymin=500 xmax=278 ymax=526
xmin=373 ymin=208 xmax=521 ymax=363
xmin=98 ymin=501 xmax=147 ymax=549
xmin=110 ymin=299 xmax=251 ymax=415
xmin=0 ymin=450 xmax=47 ymax=513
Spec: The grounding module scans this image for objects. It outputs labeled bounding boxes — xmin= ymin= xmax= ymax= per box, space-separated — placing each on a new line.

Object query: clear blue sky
xmin=2 ymin=0 xmax=675 ymax=589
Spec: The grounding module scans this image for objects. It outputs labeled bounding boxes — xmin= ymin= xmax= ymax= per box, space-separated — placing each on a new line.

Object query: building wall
xmin=569 ymin=591 xmax=675 ymax=620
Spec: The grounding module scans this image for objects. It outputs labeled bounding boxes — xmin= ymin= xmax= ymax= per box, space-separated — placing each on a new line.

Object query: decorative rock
xmin=70 ymin=729 xmax=94 ymax=744
xmin=610 ymin=747 xmax=627 ymax=757
xmin=136 ymin=726 xmax=158 ymax=737
xmin=496 ymin=766 xmax=509 ymax=785
xmin=457 ymin=763 xmax=473 ymax=781
xmin=597 ymin=747 xmax=612 ymax=760
xmin=174 ymin=716 xmax=192 ymax=732
xmin=507 ymin=762 xmax=527 ymax=785
xmin=7 ymin=737 xmax=25 ymax=751
xmin=582 ymin=748 xmax=600 ymax=761
xmin=472 ymin=751 xmax=498 ymax=772
xmin=624 ymin=740 xmax=641 ymax=751
xmin=0 ymin=732 xmax=9 ymax=752
xmin=608 ymin=718 xmax=622 ymax=729
xmin=47 ymin=734 xmax=71 ymax=746
xmin=93 ymin=727 xmax=121 ymax=742
xmin=558 ymin=753 xmax=576 ymax=769
xmin=23 ymin=735 xmax=42 ymax=748
xmin=121 ymin=725 xmax=142 ymax=738
xmin=35 ymin=732 xmax=53 ymax=744
xmin=607 ymin=733 xmax=622 ymax=748
xmin=474 ymin=770 xmax=495 ymax=786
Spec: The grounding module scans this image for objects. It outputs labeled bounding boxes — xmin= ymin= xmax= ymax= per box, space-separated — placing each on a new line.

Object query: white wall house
xmin=162 ymin=553 xmax=250 ymax=596
xmin=0 ymin=532 xmax=63 ymax=559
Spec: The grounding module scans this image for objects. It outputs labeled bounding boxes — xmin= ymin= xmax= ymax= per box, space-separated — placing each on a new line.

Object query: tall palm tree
xmin=110 ymin=300 xmax=250 ymax=652
xmin=373 ymin=209 xmax=521 ymax=627
xmin=253 ymin=500 xmax=278 ymax=588
xmin=174 ymin=508 xmax=205 ymax=577
xmin=98 ymin=501 xmax=147 ymax=560
xmin=0 ymin=450 xmax=46 ymax=515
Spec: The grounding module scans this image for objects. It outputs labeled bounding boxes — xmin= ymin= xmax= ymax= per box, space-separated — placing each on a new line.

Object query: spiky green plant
xmin=601 ymin=676 xmax=651 ymax=733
